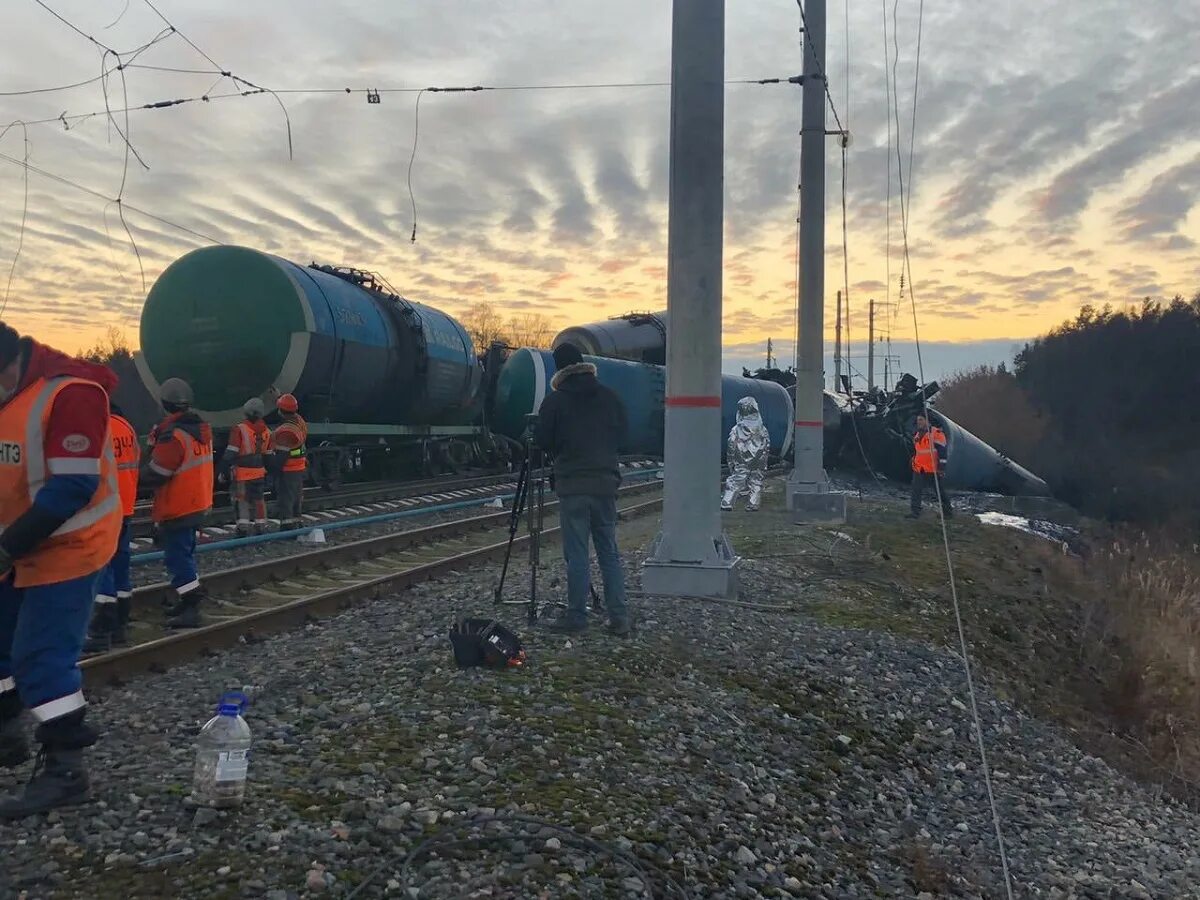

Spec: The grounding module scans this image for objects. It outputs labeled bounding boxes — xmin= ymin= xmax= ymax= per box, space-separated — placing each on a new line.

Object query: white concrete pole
xmin=787 ymin=0 xmax=847 ymax=523
xmin=641 ymin=0 xmax=738 ymax=599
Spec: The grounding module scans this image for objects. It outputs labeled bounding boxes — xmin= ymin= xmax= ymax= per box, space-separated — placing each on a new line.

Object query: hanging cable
xmin=881 ymin=0 xmax=894 ymax=377
xmin=407 ymin=89 xmax=426 ymax=243
xmin=888 ymin=1 xmax=1014 ymax=895
xmin=793 ymin=0 xmax=846 ymax=135
xmin=0 ymin=122 xmax=31 ymax=317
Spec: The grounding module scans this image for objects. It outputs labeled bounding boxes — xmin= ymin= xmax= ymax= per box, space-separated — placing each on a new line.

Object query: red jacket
xmin=10 ymin=340 xmax=118 ymax=461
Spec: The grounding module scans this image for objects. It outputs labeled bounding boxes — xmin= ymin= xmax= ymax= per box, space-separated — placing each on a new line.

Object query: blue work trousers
xmin=96 ymin=518 xmax=133 ymax=600
xmin=161 ymin=526 xmax=200 ymax=594
xmin=558 ymin=494 xmax=629 ymax=627
xmin=0 ymin=571 xmax=99 ymax=722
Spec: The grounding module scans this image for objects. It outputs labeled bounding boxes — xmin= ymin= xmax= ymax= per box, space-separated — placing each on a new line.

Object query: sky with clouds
xmin=1 ymin=0 xmax=1198 ymax=384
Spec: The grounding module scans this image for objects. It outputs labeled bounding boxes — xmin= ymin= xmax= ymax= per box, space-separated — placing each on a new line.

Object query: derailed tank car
xmin=136 ymin=245 xmax=486 ymax=476
xmin=551 ymin=311 xmax=669 ymax=365
xmin=491 ymin=348 xmax=794 ymax=461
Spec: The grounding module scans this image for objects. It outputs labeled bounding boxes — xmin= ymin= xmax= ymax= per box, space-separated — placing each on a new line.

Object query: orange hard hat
xmin=277 ymin=393 xmax=299 ymax=413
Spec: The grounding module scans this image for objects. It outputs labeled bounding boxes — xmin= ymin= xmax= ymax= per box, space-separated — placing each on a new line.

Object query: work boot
xmin=114 ymin=593 xmax=132 ymax=646
xmin=607 ymin=618 xmax=632 ymax=638
xmin=0 ymin=711 xmax=97 ymax=818
xmin=165 ymin=588 xmax=206 ymax=630
xmin=82 ymin=602 xmax=118 ymax=655
xmin=0 ymin=746 xmax=90 ymax=818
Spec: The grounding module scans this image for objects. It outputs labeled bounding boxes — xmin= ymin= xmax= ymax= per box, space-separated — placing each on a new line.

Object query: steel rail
xmin=83 ymin=491 xmax=663 ymax=686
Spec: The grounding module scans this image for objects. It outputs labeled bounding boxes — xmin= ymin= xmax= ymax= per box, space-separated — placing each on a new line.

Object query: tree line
xmin=937 ymin=294 xmax=1200 ymax=528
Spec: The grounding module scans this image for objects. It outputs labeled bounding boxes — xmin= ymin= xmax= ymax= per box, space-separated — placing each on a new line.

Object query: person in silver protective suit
xmin=721 ymin=396 xmax=771 ymax=511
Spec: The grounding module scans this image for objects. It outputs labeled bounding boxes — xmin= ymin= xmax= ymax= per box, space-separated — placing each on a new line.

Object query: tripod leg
xmin=495 ymin=459 xmax=531 ymax=604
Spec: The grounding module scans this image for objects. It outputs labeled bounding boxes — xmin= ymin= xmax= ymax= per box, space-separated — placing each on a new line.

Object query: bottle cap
xmin=217 ymin=691 xmax=248 ymax=716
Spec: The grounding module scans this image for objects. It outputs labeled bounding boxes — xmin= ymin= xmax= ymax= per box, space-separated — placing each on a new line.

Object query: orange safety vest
xmin=274 ymin=414 xmax=308 ymax=473
xmin=111 ymin=413 xmax=140 ymax=517
xmin=230 ymin=420 xmax=271 ymax=482
xmin=912 ymin=426 xmax=947 ymax=474
xmin=151 ymin=422 xmax=215 ymax=525
xmin=0 ymin=376 xmax=121 ymax=587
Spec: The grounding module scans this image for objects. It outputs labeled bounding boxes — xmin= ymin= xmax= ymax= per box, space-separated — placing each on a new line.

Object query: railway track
xmin=83 ymin=484 xmax=665 ymax=687
xmin=125 ymin=462 xmax=663 ymax=544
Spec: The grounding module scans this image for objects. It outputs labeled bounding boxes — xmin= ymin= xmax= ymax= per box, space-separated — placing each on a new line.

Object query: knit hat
xmin=0 ymin=322 xmax=21 ymax=370
xmin=552 ymin=342 xmax=583 ymax=370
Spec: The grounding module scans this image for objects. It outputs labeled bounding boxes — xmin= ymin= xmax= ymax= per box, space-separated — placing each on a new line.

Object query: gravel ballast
xmin=0 ymin=476 xmax=1195 ymax=898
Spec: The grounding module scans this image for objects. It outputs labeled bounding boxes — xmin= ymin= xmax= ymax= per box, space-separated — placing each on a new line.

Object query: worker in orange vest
xmin=221 ymin=398 xmax=272 ymax=536
xmin=83 ymin=400 xmax=141 ymax=653
xmin=0 ymin=322 xmax=122 ymax=817
xmin=271 ymin=393 xmax=308 ymax=530
xmin=908 ymin=413 xmax=953 ymax=519
xmin=141 ymin=378 xmax=214 ymax=629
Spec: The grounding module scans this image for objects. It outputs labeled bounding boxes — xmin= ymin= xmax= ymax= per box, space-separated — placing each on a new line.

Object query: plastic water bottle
xmin=192 ymin=692 xmax=252 ymax=808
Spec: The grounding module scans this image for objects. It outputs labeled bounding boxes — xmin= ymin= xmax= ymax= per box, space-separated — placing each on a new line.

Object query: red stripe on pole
xmin=666 ymin=396 xmax=722 ymax=408
xmin=794 ymin=420 xmax=824 ymax=427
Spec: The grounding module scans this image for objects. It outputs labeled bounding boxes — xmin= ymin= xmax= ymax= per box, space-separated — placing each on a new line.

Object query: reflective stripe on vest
xmin=233 ymin=421 xmax=268 ymax=481
xmin=0 ymin=376 xmax=122 ymax=587
xmin=111 ymin=413 xmax=140 ymax=517
xmin=151 ymin=425 xmax=214 ymax=524
xmin=912 ymin=427 xmax=946 ymax=474
xmin=277 ymin=416 xmax=308 ymax=473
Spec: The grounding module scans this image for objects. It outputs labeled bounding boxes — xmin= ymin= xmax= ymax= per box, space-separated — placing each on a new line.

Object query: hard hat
xmin=159 ymin=377 xmax=194 ymax=408
xmin=277 ymin=393 xmax=298 ymax=414
xmin=243 ymin=397 xmax=266 ymax=418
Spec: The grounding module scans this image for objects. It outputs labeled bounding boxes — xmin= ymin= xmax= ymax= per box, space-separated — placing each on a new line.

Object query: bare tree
xmin=506 ymin=312 xmax=555 ymax=349
xmin=459 ymin=302 xmax=511 ymax=350
xmin=78 ymin=326 xmax=133 ymax=365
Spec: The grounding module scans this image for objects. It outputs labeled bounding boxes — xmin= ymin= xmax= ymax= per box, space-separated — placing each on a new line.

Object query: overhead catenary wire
xmin=887 ymin=1 xmax=1015 ymax=896
xmin=0 ymin=149 xmax=220 ymax=245
xmin=13 ymin=76 xmax=803 ymax=133
xmin=133 ymin=0 xmax=294 ymax=159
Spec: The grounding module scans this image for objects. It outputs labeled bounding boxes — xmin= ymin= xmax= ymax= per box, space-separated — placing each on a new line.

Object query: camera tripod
xmin=494 ymin=415 xmax=601 ymax=623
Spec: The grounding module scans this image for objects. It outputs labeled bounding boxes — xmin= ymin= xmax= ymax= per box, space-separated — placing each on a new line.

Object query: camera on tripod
xmin=493 ymin=411 xmax=601 ymax=622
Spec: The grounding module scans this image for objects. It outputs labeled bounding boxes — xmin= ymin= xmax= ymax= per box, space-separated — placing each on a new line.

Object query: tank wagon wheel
xmin=446 ymin=439 xmax=470 ymax=473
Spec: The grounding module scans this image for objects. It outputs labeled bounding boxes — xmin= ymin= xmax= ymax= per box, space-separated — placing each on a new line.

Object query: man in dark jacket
xmin=534 ymin=344 xmax=631 ymax=636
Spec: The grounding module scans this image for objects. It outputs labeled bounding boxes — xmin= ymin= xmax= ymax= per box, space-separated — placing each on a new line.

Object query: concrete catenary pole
xmin=786 ymin=0 xmax=847 ymax=523
xmin=833 ymin=289 xmax=843 ymax=391
xmin=867 ymin=298 xmax=876 ymax=391
xmin=642 ymin=0 xmax=738 ymax=599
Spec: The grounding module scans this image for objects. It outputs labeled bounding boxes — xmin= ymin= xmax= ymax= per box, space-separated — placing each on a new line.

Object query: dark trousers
xmin=96 ymin=517 xmax=132 ymax=600
xmin=162 ymin=526 xmax=200 ymax=595
xmin=274 ymin=470 xmax=304 ymax=526
xmin=0 ymin=571 xmax=99 ymax=723
xmin=558 ymin=494 xmax=629 ymax=627
xmin=910 ymin=471 xmax=952 ymax=515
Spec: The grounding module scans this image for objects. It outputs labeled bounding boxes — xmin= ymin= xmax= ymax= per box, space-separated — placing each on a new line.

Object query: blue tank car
xmin=491 ymin=348 xmax=794 ymax=460
xmin=137 ymin=246 xmax=481 ymax=429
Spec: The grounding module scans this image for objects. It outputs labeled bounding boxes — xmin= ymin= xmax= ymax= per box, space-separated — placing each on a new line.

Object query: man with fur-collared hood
xmin=534 ymin=343 xmax=631 ymax=636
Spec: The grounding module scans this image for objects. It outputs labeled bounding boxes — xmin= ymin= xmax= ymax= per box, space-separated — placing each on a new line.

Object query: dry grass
xmin=1074 ymin=534 xmax=1200 ymax=793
